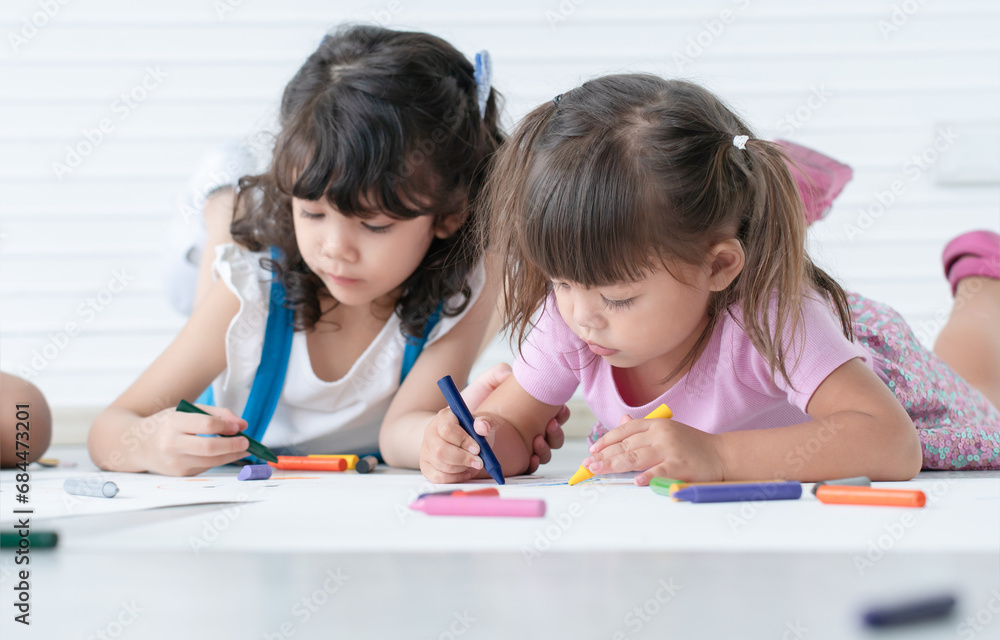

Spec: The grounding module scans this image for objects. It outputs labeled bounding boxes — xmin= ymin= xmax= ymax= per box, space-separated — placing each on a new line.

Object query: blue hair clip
xmin=474 ymin=50 xmax=492 ymax=119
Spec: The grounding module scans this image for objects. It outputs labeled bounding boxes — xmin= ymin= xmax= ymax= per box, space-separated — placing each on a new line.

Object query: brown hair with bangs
xmin=231 ymin=24 xmax=504 ymax=336
xmin=485 ymin=74 xmax=852 ymax=386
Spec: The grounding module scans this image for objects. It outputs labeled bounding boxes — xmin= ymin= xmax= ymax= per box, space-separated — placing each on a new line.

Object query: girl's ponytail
xmin=732 ymin=139 xmax=853 ymax=386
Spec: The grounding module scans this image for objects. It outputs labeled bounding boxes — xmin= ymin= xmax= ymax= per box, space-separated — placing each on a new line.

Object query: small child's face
xmin=292 ymin=197 xmax=440 ymax=308
xmin=551 ymin=262 xmax=713 ymax=373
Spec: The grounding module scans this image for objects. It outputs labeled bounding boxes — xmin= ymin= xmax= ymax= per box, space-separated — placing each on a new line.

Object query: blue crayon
xmin=863 ymin=594 xmax=957 ymax=627
xmin=672 ymin=481 xmax=802 ymax=503
xmin=436 ymin=375 xmax=504 ymax=485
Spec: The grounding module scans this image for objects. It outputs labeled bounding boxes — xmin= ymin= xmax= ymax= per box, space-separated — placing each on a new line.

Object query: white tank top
xmin=210 ymin=243 xmax=486 ymax=455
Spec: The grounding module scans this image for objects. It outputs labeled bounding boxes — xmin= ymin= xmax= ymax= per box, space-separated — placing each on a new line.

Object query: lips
xmin=585 ymin=341 xmax=619 ymax=357
xmin=326 ymin=273 xmax=360 ymax=286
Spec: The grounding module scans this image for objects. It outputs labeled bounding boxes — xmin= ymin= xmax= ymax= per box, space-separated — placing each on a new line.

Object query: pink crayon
xmin=409 ymin=496 xmax=546 ymax=518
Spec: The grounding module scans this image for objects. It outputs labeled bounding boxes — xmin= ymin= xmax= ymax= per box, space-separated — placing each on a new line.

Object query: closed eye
xmin=362 ymin=222 xmax=392 ymax=234
xmin=300 ymin=210 xmax=324 ymax=220
xmin=602 ymin=296 xmax=634 ymax=310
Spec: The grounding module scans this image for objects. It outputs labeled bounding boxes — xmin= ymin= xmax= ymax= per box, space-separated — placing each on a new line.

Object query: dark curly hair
xmin=231 ymin=24 xmax=504 ymax=337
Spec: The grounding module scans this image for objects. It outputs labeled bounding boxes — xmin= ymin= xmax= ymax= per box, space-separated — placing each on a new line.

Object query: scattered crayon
xmin=309 ymin=454 xmax=359 ymax=470
xmin=355 ymin=455 xmax=378 ymax=474
xmin=268 ymin=456 xmax=347 ymax=472
xmin=815 ymin=485 xmax=925 ymax=508
xmin=673 ymin=481 xmax=802 ymax=504
xmin=811 ymin=476 xmax=871 ymax=495
xmin=410 ymin=496 xmax=545 ymax=518
xmin=63 ymin=478 xmax=119 ymax=498
xmin=0 ymin=531 xmax=58 ymax=549
xmin=237 ymin=464 xmax=272 ymax=481
xmin=863 ymin=594 xmax=957 ymax=627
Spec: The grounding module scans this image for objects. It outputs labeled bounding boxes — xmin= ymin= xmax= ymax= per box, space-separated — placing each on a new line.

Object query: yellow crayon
xmin=569 ymin=404 xmax=673 ymax=486
xmin=308 ymin=454 xmax=359 ymax=470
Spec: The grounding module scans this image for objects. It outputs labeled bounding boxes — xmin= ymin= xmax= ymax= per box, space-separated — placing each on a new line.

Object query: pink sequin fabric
xmin=849 ymin=291 xmax=1000 ymax=470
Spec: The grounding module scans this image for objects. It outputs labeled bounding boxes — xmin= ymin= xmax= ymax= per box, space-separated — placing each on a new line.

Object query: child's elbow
xmin=879 ymin=415 xmax=923 ymax=481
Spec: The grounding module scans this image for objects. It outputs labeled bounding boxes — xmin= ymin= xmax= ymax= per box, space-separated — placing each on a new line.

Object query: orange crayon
xmin=268 ymin=456 xmax=348 ymax=472
xmin=815 ymin=485 xmax=926 ymax=508
xmin=308 ymin=454 xmax=359 ymax=470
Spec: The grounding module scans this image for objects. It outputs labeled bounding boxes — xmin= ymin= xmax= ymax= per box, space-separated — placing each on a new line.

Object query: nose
xmin=571 ymin=294 xmax=606 ymax=332
xmin=320 ymin=219 xmax=359 ymax=264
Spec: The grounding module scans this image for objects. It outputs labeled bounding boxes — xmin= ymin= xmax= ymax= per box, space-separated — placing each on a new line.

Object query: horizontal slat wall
xmin=1 ymin=0 xmax=998 ymax=414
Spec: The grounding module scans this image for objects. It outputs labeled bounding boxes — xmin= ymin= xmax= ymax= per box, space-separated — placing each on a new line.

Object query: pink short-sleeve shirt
xmin=512 ymin=293 xmax=882 ymax=437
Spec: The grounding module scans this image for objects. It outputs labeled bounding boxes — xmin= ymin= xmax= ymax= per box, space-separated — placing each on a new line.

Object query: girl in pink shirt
xmin=419 ymin=74 xmax=1000 ymax=484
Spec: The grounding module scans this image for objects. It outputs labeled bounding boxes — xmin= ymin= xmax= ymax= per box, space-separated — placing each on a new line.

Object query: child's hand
xmin=461 ymin=362 xmax=569 ymax=474
xmin=420 ymin=408 xmax=496 ymax=484
xmin=582 ymin=414 xmax=726 ymax=486
xmin=136 ymin=405 xmax=251 ymax=476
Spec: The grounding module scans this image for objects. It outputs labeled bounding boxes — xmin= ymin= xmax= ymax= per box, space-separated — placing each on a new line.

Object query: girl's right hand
xmin=136 ymin=405 xmax=252 ymax=476
xmin=419 ymin=407 xmax=492 ymax=484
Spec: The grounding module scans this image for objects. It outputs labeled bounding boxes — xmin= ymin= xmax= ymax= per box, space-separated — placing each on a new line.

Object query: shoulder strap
xmin=400 ymin=303 xmax=443 ymax=384
xmin=240 ymin=248 xmax=294 ymax=442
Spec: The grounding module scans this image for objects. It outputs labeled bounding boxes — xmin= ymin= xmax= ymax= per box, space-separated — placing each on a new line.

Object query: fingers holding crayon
xmin=584 ymin=413 xmax=725 ymax=486
xmin=420 ymin=407 xmax=489 ymax=484
xmin=138 ymin=406 xmax=250 ymax=476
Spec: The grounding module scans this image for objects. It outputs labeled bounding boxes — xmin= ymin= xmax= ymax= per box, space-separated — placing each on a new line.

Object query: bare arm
xmin=588 ymin=358 xmax=923 ymax=484
xmin=716 ymin=358 xmax=923 ymax=481
xmin=378 ymin=274 xmax=499 ymax=469
xmin=88 ymin=278 xmax=251 ymax=475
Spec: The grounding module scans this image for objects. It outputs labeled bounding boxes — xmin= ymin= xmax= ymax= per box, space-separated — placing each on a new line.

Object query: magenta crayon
xmin=409 ymin=496 xmax=545 ymax=518
xmin=237 ymin=464 xmax=272 ymax=481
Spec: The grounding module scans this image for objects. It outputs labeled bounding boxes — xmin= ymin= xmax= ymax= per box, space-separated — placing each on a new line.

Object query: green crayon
xmin=1 ymin=531 xmax=58 ymax=549
xmin=176 ymin=399 xmax=278 ymax=463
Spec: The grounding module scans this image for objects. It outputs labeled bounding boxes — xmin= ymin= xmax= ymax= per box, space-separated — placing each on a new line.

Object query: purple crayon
xmin=237 ymin=464 xmax=272 ymax=481
xmin=673 ymin=481 xmax=802 ymax=503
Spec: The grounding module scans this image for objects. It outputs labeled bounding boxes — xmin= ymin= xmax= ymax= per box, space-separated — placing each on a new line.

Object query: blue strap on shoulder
xmin=240 ymin=248 xmax=294 ymax=442
xmin=197 ymin=249 xmax=442 ymax=452
xmin=196 ymin=248 xmax=293 ymax=444
xmin=400 ymin=303 xmax=442 ymax=384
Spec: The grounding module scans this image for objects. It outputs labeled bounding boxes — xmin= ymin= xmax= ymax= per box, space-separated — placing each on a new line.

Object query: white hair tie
xmin=733 ymin=135 xmax=749 ymax=150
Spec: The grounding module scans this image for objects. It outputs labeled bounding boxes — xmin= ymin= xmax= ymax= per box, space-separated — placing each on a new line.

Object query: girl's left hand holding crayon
xmin=583 ymin=414 xmax=726 ymax=486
